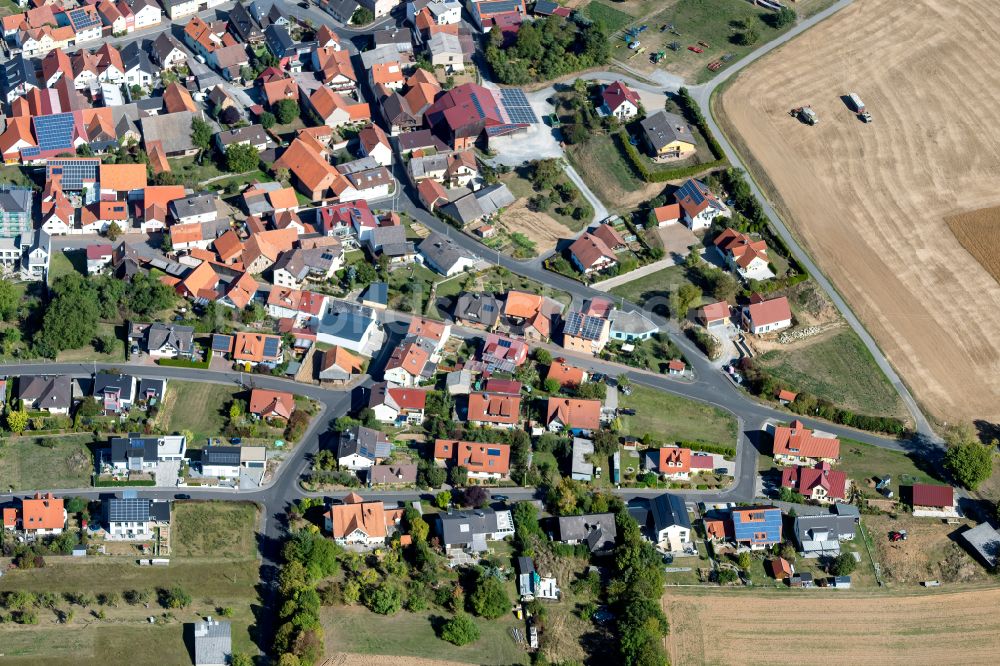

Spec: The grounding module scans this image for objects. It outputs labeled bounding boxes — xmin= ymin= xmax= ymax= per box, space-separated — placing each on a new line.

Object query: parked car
xmin=493 ymin=495 xmax=509 ymax=502
xmin=618 ymin=408 xmax=637 ymax=416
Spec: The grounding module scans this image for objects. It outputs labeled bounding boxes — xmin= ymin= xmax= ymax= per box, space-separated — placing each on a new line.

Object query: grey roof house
xmin=608 ymin=309 xmax=658 ymax=342
xmin=437 ymin=508 xmax=515 ymax=554
xmin=129 ymin=321 xmax=195 ymax=359
xmin=418 ymin=231 xmax=477 ymax=276
xmin=571 ymin=438 xmax=594 ymax=482
xmin=140 ymin=111 xmax=198 ymax=157
xmin=193 ymin=618 xmax=232 ymax=666
xmin=336 ymin=425 xmax=392 ymax=470
xmin=439 ymin=183 xmax=515 ymax=226
xmin=640 ymin=110 xmax=696 ymax=157
xmin=453 ymin=292 xmax=500 ymax=329
xmin=17 ymin=375 xmax=73 ymax=413
xmin=368 ymin=464 xmax=418 ymax=485
xmin=556 ymin=512 xmax=617 ymax=553
xmin=793 ymin=514 xmax=857 ymax=557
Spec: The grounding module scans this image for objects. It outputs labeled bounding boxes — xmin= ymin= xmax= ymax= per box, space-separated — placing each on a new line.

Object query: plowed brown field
xmin=719 ymin=0 xmax=1000 ymax=424
xmin=664 ymin=587 xmax=1000 ymax=665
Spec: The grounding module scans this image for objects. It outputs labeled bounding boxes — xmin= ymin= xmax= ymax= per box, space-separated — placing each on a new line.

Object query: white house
xmin=104 ymin=497 xmax=170 ymax=540
xmin=600 ymin=81 xmax=640 ymax=120
xmin=163 ymin=0 xmax=199 ymax=20
xmin=741 ymin=296 xmax=792 ymax=335
xmin=674 ymin=179 xmax=728 ymax=231
xmin=130 ymin=0 xmax=163 ymax=30
xmin=110 ymin=434 xmax=187 ymax=472
xmin=651 ymin=493 xmax=693 ymax=554
xmin=200 ymin=445 xmax=266 ymax=479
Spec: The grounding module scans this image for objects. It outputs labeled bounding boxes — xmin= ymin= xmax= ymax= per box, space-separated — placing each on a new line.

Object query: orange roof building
xmin=232 ymin=332 xmax=283 ymax=366
xmin=467 ymin=392 xmax=521 ymax=428
xmin=249 ymin=388 xmax=295 ymax=421
xmin=100 ymin=163 xmax=147 ymax=193
xmin=213 ymin=229 xmax=244 ymax=264
xmin=273 ymin=137 xmax=340 ymax=201
xmin=433 ymin=439 xmax=511 ymax=478
xmin=325 ymin=493 xmax=403 ymax=546
xmin=6 ymin=492 xmax=66 ymax=533
xmin=772 ymin=420 xmax=841 ymax=465
xmin=546 ymin=398 xmax=602 ymax=432
xmin=223 ymin=272 xmax=258 ymax=309
xmin=657 ymin=447 xmax=692 ymax=477
xmin=163 ymin=81 xmax=197 ymax=114
xmin=546 ymin=359 xmax=586 ymax=388
xmin=177 ymin=261 xmax=220 ymax=300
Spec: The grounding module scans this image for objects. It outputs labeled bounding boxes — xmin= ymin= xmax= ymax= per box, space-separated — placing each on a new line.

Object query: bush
xmin=364 ymin=584 xmax=401 ymax=615
xmin=261 ymin=111 xmax=276 ymax=129
xmin=159 ymin=586 xmax=192 ymax=609
xmin=829 ymin=552 xmax=856 ymax=576
xmin=685 ymin=327 xmax=721 ymax=360
xmin=440 ymin=612 xmax=480 ymax=645
xmin=275 ymin=99 xmax=300 ymax=125
xmin=469 ymin=576 xmax=509 ymax=619
xmin=226 ymin=143 xmax=261 ymax=173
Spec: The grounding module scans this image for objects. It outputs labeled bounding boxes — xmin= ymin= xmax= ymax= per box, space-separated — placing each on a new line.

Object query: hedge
xmin=94 ymin=479 xmax=156 ymax=487
xmin=615 ymin=130 xmax=727 ymax=183
xmin=157 ymin=348 xmax=213 ymax=369
xmin=676 ymin=87 xmax=726 ymax=160
xmin=678 ymin=441 xmax=737 ymax=458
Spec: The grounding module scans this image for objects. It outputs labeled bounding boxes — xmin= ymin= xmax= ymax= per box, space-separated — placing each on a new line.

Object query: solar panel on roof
xmin=487 ymin=448 xmax=501 ymax=456
xmin=498 ymin=88 xmax=538 ymax=125
xmin=69 ymin=8 xmax=100 ymax=29
xmin=34 ymin=113 xmax=76 ymax=152
xmin=20 ymin=146 xmax=40 ymax=158
xmin=262 ymin=337 xmax=280 ymax=357
xmin=109 ymin=497 xmax=150 ymax=523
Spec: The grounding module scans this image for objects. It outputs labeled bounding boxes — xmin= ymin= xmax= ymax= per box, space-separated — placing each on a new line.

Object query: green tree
xmin=364 ymin=583 xmax=401 ymax=615
xmin=448 ymin=466 xmax=468 ymax=487
xmin=470 ymin=576 xmax=509 ymax=619
xmin=675 ymin=283 xmax=702 ymax=318
xmin=161 ymin=586 xmax=191 ymax=609
xmin=191 ymin=117 xmax=213 ymax=153
xmin=350 ymin=6 xmax=374 ymax=25
xmin=435 ymin=490 xmax=452 ymax=509
xmin=772 ymin=7 xmax=797 ymax=28
xmin=275 ymin=99 xmax=300 ymax=125
xmin=261 ymin=111 xmax=277 ymax=129
xmin=534 ymin=348 xmax=552 ymax=365
xmin=944 ymin=438 xmax=994 ymax=490
xmin=6 ymin=405 xmax=27 ymax=433
xmin=231 ymin=654 xmax=254 ymax=666
xmin=408 ymin=514 xmax=429 ymax=543
xmin=736 ymin=28 xmax=760 ymax=46
xmin=0 ymin=279 xmax=20 ymax=321
xmin=440 ymin=612 xmax=479 ymax=645
xmin=829 ymin=552 xmax=856 ymax=576
xmin=778 ymin=486 xmax=804 ymax=504
xmin=226 ymin=143 xmax=261 ymax=173
xmin=35 ymin=274 xmax=99 ymax=357
xmin=105 ymin=222 xmax=123 ymax=242
xmin=736 ymin=551 xmax=752 ymax=570
xmin=543 ymin=377 xmax=561 ymax=394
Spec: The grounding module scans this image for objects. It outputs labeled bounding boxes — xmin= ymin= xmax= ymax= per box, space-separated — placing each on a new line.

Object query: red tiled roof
xmin=547 ymin=359 xmax=585 ymax=388
xmin=772 ymin=420 xmax=840 ymax=460
xmin=780 ymin=463 xmax=847 ymax=500
xmin=658 ymin=447 xmax=691 ymax=474
xmin=388 ymin=387 xmax=427 ymax=410
xmin=746 ymin=297 xmax=791 ymax=328
xmin=546 ymin=397 xmax=601 ymax=430
xmin=249 ymin=388 xmax=295 ymax=420
xmin=467 ymin=392 xmax=521 ymax=424
xmin=911 ymin=483 xmax=954 ymax=508
xmin=602 ymin=81 xmax=640 ymax=113
xmin=433 ymin=439 xmax=511 ymax=475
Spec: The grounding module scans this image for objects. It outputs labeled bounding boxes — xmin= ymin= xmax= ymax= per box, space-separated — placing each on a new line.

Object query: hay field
xmin=946 ymin=206 xmax=1000 ymax=283
xmin=718 ymin=0 xmax=1000 ymax=424
xmin=664 ymin=587 xmax=1000 ymax=665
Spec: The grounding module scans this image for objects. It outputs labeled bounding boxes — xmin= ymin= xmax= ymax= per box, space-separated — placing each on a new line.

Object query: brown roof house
xmin=324 ymin=492 xmax=403 ymax=548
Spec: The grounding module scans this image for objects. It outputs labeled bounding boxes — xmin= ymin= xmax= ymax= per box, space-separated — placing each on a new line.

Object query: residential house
xmin=503 ymin=290 xmax=553 ymax=342
xmin=129 ymin=0 xmax=163 ymax=30
xmin=655 ymin=446 xmax=692 ymax=480
xmin=467 ymin=391 xmax=520 ymax=428
xmin=732 ymin=505 xmax=782 ymax=549
xmin=436 ymin=508 xmax=514 ymax=555
xmin=306 ymin=86 xmax=371 ymax=128
xmin=793 ymin=513 xmax=857 ymax=558
xmin=772 ymin=420 xmax=841 ymax=466
xmin=128 ymin=322 xmax=195 ymax=359
xmin=216 ymin=125 xmax=271 ymax=153
xmin=640 ymin=111 xmax=696 ymax=161
xmin=86 ymin=244 xmax=114 ymax=274
xmin=546 ymin=358 xmax=586 ymax=389
xmin=162 ymin=0 xmax=199 ymax=20
xmin=312 ymin=46 xmax=356 ymax=91
xmin=569 ymin=232 xmax=617 ymax=275
xmin=103 ymin=496 xmax=170 ymax=540
xmin=571 ymin=438 xmax=594 ymax=481
xmin=315 ymin=301 xmax=381 ymax=355
xmin=674 ymin=179 xmax=727 ymax=231
xmin=2 ymin=493 xmax=66 ymax=535
xmin=438 ymin=183 xmax=515 ymax=226
xmin=714 ymin=228 xmax=773 ymax=281
xmin=600 ymin=80 xmax=640 ymax=119
xmin=911 ymin=484 xmax=959 ymax=518
xmin=248 ymin=388 xmax=295 ymax=421
xmin=367 ymin=382 xmax=427 ymax=424
xmin=608 ymin=309 xmax=657 ymax=342
xmin=193 ymin=618 xmax=232 ymax=666
xmin=369 ymin=463 xmax=418 ymax=486
xmin=94 ymin=373 xmax=136 ymax=413
xmin=741 ymin=296 xmax=792 ymax=335
xmin=480 ymin=333 xmax=528 ymax=371
xmin=653 ymin=203 xmax=681 ymax=227
xmin=546 ymin=397 xmax=601 ymax=433
xmin=555 ymin=512 xmax=616 ymax=553
xmin=427 ymin=31 xmax=464 ymax=71
xmin=453 ymin=292 xmax=501 ymax=330
xmin=151 ymin=32 xmax=186 ymax=69
xmin=698 ymin=301 xmax=730 ymax=328
xmin=781 ymin=462 xmax=848 ymax=504
xmin=467 ymin=0 xmax=526 ymax=32
xmin=110 ymin=434 xmax=187 ymax=472
xmin=336 ymin=426 xmax=391 ymax=471
xmin=445 ymin=368 xmax=472 ymax=396
xmin=325 ymin=492 xmax=403 ymax=548
xmin=318 ymin=346 xmax=363 ymax=385
xmin=418 ymin=231 xmax=477 ymax=276
xmin=434 ymin=439 xmax=511 ymax=480
xmin=232 ymin=332 xmax=283 ymax=367
xmin=651 ymin=493 xmax=693 ymax=553
xmin=561 ymin=310 xmax=610 ymax=355
xmin=425 ymin=82 xmax=532 ymax=149
xmin=383 ymin=337 xmax=437 ymax=387
xmin=272 ymin=246 xmax=344 ymax=289
xmin=358 ymin=124 xmax=392 ymax=166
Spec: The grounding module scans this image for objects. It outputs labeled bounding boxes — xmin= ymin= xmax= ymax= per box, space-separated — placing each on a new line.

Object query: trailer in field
xmin=847 ymin=93 xmax=872 ymax=122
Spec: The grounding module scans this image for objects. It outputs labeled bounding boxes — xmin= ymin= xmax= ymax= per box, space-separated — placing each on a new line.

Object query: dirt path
xmin=499 ymin=200 xmax=574 ymax=255
xmin=719 ymin=0 xmax=1000 ymax=424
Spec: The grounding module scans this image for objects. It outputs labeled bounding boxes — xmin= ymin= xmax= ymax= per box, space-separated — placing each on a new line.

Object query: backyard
xmin=0 ymin=434 xmax=95 ymax=491
xmin=155 ymin=381 xmax=241 ymax=446
xmin=834 ymin=438 xmax=940 ymax=502
xmin=619 ymin=384 xmax=737 ymax=446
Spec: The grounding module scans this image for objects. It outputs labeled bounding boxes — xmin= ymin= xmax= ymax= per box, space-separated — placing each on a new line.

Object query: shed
xmin=960 ymin=522 xmax=1000 ymax=568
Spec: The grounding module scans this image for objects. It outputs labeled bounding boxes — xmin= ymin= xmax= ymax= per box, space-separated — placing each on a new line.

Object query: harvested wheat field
xmin=718 ymin=0 xmax=1000 ymax=424
xmin=946 ymin=206 xmax=1000 ymax=283
xmin=664 ymin=587 xmax=1000 ymax=665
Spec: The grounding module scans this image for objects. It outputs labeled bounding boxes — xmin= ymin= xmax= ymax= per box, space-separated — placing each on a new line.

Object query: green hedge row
xmin=677 ymin=441 xmax=737 ymax=458
xmin=157 ymin=348 xmax=213 ymax=369
xmin=616 ymin=130 xmax=727 ymax=184
xmin=94 ymin=479 xmax=156 ymax=487
xmin=676 ymin=87 xmax=726 ymax=160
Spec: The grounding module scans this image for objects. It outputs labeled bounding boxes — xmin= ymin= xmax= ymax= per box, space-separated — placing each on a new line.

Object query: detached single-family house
xmin=568 ymin=232 xmax=617 ymax=275
xmin=86 ymin=244 xmax=114 ymax=274
xmin=793 ymin=513 xmax=856 ymax=558
xmin=547 ymin=359 xmax=586 ymax=389
xmin=194 ymin=618 xmax=232 ymax=666
xmin=94 ymin=373 xmax=136 ymax=413
xmin=555 ymin=512 xmax=616 ymax=553
xmin=714 ymin=228 xmax=773 ymax=282
xmin=418 ymin=231 xmax=477 ymax=276
xmin=369 ymin=464 xmax=418 ymax=486
xmin=640 ymin=111 xmax=696 ymax=162
xmin=336 ymin=425 xmax=391 ymax=471
xmin=248 ymin=388 xmax=295 ymax=422
xmin=546 ymin=398 xmax=602 ymax=433
xmin=129 ymin=322 xmax=195 ymax=359
xmin=436 ymin=508 xmax=515 ymax=555
xmin=781 ymin=462 xmax=848 ymax=503
xmin=383 ymin=337 xmax=437 ymax=387
xmin=110 ymin=434 xmax=187 ymax=472
xmin=201 ymin=445 xmax=267 ymax=479
xmin=910 ymin=484 xmax=959 ymax=518
xmin=674 ymin=179 xmax=727 ymax=231
xmin=454 ymin=292 xmax=501 ymax=331
xmin=608 ymin=309 xmax=657 ymax=343
xmin=433 ymin=439 xmax=511 ymax=481
xmin=318 ymin=346 xmax=363 ymax=385
xmin=600 ymin=80 xmax=640 ymax=119
xmin=651 ymin=493 xmax=693 ymax=553
xmin=772 ymin=420 xmax=841 ymax=466
xmin=2 ymin=492 xmax=66 ymax=535
xmin=367 ymin=382 xmax=428 ymax=425
xmin=232 ymin=332 xmax=284 ymax=368
xmin=325 ymin=492 xmax=403 ymax=548
xmin=732 ymin=505 xmax=782 ymax=549
xmin=467 ymin=392 xmax=521 ymax=428
xmin=562 ymin=310 xmax=610 ymax=355
xmin=104 ymin=496 xmax=170 ymax=540
xmin=741 ymin=296 xmax=792 ymax=335
xmin=17 ymin=375 xmax=72 ymax=414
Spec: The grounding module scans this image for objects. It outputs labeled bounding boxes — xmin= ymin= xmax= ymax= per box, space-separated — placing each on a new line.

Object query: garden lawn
xmin=564 ymin=133 xmax=644 ymax=211
xmin=56 ymin=322 xmax=124 ymax=362
xmin=172 ymin=501 xmax=260 ymax=559
xmin=619 ymin=385 xmax=737 ymax=446
xmin=156 ymin=380 xmax=240 ymax=446
xmin=502 ymin=170 xmax=590 ymax=232
xmin=582 ymin=1 xmax=635 ymax=33
xmin=756 ymin=330 xmax=907 ymax=419
xmin=321 ymin=606 xmax=527 ymax=664
xmin=834 ymin=438 xmax=941 ymax=500
xmin=49 ymin=250 xmax=85 ymax=281
xmin=609 ymin=264 xmax=702 ymax=316
xmin=387 ymin=263 xmax=441 ymax=316
xmin=0 ymin=434 xmax=94 ymax=490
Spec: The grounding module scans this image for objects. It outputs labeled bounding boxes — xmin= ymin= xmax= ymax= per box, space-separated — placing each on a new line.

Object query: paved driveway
xmin=155 ymin=461 xmax=181 ymax=487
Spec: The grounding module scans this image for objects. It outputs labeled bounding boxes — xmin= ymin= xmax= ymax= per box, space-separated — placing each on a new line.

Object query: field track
xmin=719 ymin=0 xmax=1000 ymax=424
